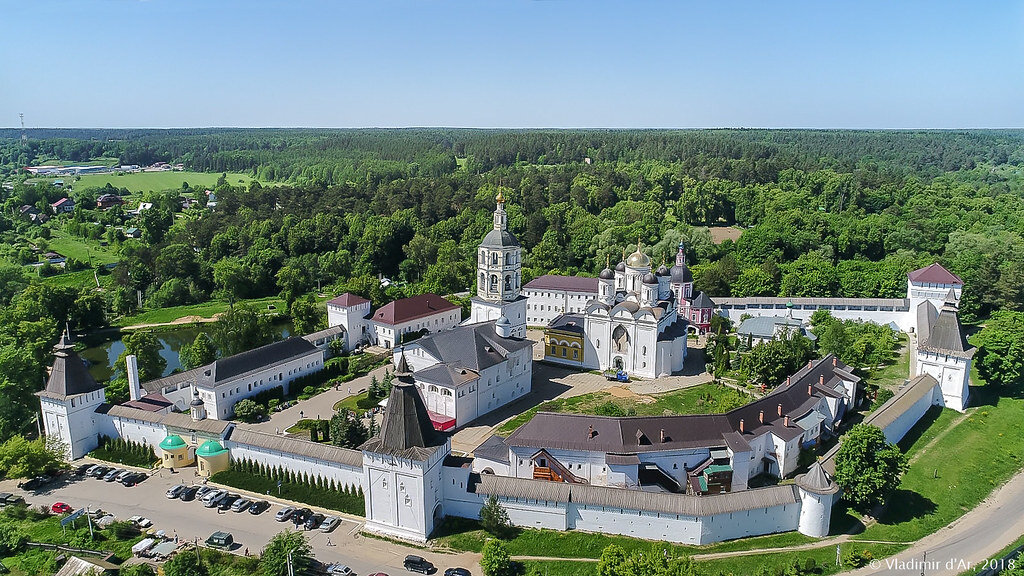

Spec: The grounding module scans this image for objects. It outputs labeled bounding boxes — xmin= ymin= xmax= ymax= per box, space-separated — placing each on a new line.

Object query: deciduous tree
xmin=833 ymin=424 xmax=908 ymax=512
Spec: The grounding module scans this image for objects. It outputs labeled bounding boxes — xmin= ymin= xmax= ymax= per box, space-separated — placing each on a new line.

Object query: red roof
xmin=908 ymin=263 xmax=963 ymax=285
xmin=371 ymin=293 xmax=459 ymax=326
xmin=523 ymin=274 xmax=599 ymax=293
xmin=327 ymin=293 xmax=370 ymax=307
xmin=51 ymin=198 xmax=73 ymax=207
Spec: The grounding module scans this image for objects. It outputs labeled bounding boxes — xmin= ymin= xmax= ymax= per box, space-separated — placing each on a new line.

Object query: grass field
xmin=842 ymin=380 xmax=1024 ymax=543
xmin=57 ymin=170 xmax=257 ymax=193
xmin=43 ymin=227 xmax=119 ymax=265
xmin=863 ymin=335 xmax=911 ymax=392
xmin=435 ymin=517 xmax=817 ymax=559
xmin=114 ymin=296 xmax=286 ymax=328
xmin=495 ymin=382 xmax=753 ymax=436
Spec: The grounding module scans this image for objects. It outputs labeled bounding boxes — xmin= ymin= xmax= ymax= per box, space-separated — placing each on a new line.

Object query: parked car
xmin=166 ymin=484 xmax=186 ymax=499
xmin=404 ymin=556 xmax=434 ymax=574
xmin=249 ymin=500 xmax=271 ymax=515
xmin=0 ymin=493 xmax=24 ymax=507
xmin=326 ymin=564 xmax=352 ymax=576
xmin=445 ymin=569 xmax=471 ymax=576
xmin=291 ymin=508 xmax=313 ymax=526
xmin=231 ymin=498 xmax=252 ymax=513
xmin=195 ymin=486 xmax=214 ymax=499
xmin=74 ymin=464 xmax=93 ymax=476
xmin=121 ymin=473 xmax=145 ymax=487
xmin=115 ymin=470 xmax=134 ymax=482
xmin=204 ymin=531 xmax=233 ymax=549
xmin=275 ymin=506 xmax=296 ymax=522
xmin=179 ymin=486 xmax=199 ymax=501
xmin=19 ymin=476 xmax=53 ymax=491
xmin=304 ymin=513 xmax=325 ymax=530
xmin=202 ymin=489 xmax=227 ymax=508
xmin=128 ymin=515 xmax=153 ymax=528
xmin=51 ymin=502 xmax=72 ymax=514
xmin=218 ymin=494 xmax=241 ymax=511
xmin=320 ymin=516 xmax=341 ymax=532
xmin=89 ymin=466 xmax=110 ymax=478
xmin=103 ymin=468 xmax=123 ymax=482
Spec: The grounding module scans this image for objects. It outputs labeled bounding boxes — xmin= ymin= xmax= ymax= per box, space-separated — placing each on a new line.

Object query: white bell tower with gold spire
xmin=468 ymin=191 xmax=527 ymax=338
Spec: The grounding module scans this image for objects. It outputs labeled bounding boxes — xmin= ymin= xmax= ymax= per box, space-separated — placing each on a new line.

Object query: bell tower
xmin=468 ymin=191 xmax=527 ymax=337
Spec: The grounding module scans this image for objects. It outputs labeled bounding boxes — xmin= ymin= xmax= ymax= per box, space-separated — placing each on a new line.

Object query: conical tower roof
xmin=796 ymin=461 xmax=839 ymax=495
xmin=37 ymin=330 xmax=103 ymax=400
xmin=359 ymin=381 xmax=447 ymax=460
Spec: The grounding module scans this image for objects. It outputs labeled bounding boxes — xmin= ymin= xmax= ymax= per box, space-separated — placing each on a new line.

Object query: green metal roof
xmin=159 ymin=435 xmax=187 ymax=450
xmin=196 ymin=440 xmax=228 ymax=457
xmin=705 ymin=464 xmax=733 ymax=475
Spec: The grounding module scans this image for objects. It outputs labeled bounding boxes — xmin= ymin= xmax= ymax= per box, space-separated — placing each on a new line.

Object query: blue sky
xmin=2 ymin=1 xmax=1022 ymax=128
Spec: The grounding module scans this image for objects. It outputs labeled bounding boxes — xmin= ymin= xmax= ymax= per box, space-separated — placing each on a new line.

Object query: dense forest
xmin=1 ymin=128 xmax=1023 ymax=444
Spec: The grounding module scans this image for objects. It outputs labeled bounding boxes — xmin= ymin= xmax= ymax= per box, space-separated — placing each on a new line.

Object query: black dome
xmin=642 ymin=272 xmax=659 ymax=285
xmin=656 ymin=264 xmax=670 ymax=276
xmin=670 ymin=264 xmax=693 ymax=284
xmin=599 ymin=268 xmax=615 ymax=280
xmin=614 ymin=261 xmax=626 ymax=272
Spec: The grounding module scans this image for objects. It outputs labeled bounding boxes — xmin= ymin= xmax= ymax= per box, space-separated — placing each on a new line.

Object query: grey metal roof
xmin=227 ymin=427 xmax=362 ymax=467
xmin=656 ymin=318 xmax=689 ymax=342
xmin=480 ymin=228 xmax=520 ymax=248
xmin=796 ymin=462 xmax=839 ymax=495
xmin=162 ymin=412 xmax=232 ymax=436
xmin=918 ymin=301 xmax=974 ymax=358
xmin=359 ymin=382 xmax=448 ymax=460
xmin=302 ymin=325 xmax=345 ymax=342
xmin=415 ymin=363 xmax=479 ymax=388
xmin=862 ymin=373 xmax=939 ymax=433
xmin=38 ymin=333 xmax=103 ymax=400
xmin=141 ymin=365 xmax=204 ymax=393
xmin=715 ymin=296 xmax=909 ymax=309
xmin=737 ymin=316 xmax=804 ymax=339
xmin=413 ymin=321 xmax=533 ymax=373
xmin=670 ymin=263 xmax=693 ymax=284
xmin=472 ymin=475 xmax=800 ymax=517
xmin=548 ymin=314 xmax=585 ymax=335
xmin=506 ymin=354 xmax=856 ymax=453
xmin=213 ymin=337 xmax=319 ymax=383
xmin=473 ymin=434 xmax=510 ymax=465
xmin=690 ymin=292 xmax=715 ymax=309
xmin=98 ymin=403 xmax=166 ymax=424
xmin=605 ymin=453 xmax=641 ymax=465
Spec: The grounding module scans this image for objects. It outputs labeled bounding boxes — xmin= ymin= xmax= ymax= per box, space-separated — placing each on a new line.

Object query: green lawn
xmin=845 ymin=381 xmax=1024 ymax=543
xmin=0 ymin=504 xmax=146 ymax=575
xmin=62 ymin=170 xmax=257 ymax=193
xmin=434 ymin=517 xmax=817 ymax=559
xmin=114 ymin=296 xmax=286 ymax=327
xmin=43 ymin=227 xmax=119 ymax=265
xmin=38 ymin=269 xmax=113 ymax=290
xmin=496 ymin=382 xmax=752 ymax=436
xmin=863 ymin=335 xmax=911 ymax=392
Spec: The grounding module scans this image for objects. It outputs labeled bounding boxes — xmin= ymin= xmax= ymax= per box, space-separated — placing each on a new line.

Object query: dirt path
xmin=120 ymin=314 xmax=222 ymax=331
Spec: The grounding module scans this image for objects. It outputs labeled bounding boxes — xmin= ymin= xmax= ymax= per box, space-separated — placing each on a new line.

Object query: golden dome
xmin=495 ymin=190 xmax=505 ymax=204
xmin=625 ymin=238 xmax=650 ymax=268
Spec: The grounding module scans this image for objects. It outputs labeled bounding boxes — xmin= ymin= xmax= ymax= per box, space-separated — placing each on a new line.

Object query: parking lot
xmin=0 ymin=461 xmax=479 ymax=575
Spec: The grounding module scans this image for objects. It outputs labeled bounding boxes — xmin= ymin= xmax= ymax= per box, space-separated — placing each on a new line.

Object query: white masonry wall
xmin=227 ymin=442 xmax=363 ymax=491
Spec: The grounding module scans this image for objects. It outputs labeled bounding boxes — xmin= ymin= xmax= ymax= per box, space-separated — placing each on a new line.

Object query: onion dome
xmin=670 ymin=263 xmax=693 ymax=284
xmin=614 ymin=261 xmax=626 ymax=272
xmin=656 ymin=264 xmax=670 ymax=276
xmin=495 ymin=190 xmax=505 ymax=203
xmin=643 ymin=272 xmax=659 ymax=285
xmin=626 ymin=249 xmax=651 ymax=268
xmin=190 ymin=388 xmax=204 ymax=407
xmin=599 ymin=267 xmax=615 ymax=280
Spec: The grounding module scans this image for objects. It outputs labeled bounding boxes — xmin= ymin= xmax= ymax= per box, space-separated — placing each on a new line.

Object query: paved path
xmin=1 ymin=461 xmax=479 ymax=575
xmin=248 ymin=364 xmax=391 ymax=434
xmin=839 ymin=470 xmax=1024 ymax=576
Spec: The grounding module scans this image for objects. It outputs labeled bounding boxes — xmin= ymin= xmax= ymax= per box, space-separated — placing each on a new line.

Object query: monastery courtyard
xmin=249 ymin=328 xmax=713 ymax=455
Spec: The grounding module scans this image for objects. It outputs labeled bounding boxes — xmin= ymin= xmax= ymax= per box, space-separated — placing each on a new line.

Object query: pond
xmin=80 ymin=321 xmax=293 ymax=383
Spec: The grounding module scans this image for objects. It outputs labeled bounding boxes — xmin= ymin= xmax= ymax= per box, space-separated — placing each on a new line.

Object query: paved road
xmin=1 ymin=464 xmax=478 ymax=576
xmin=842 ymin=471 xmax=1024 ymax=576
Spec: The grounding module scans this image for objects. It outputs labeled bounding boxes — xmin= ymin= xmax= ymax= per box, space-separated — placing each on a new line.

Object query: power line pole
xmin=20 ymin=113 xmax=27 ymax=146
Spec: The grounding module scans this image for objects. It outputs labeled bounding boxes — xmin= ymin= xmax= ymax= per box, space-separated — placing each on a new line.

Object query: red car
xmin=51 ymin=502 xmax=72 ymax=514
